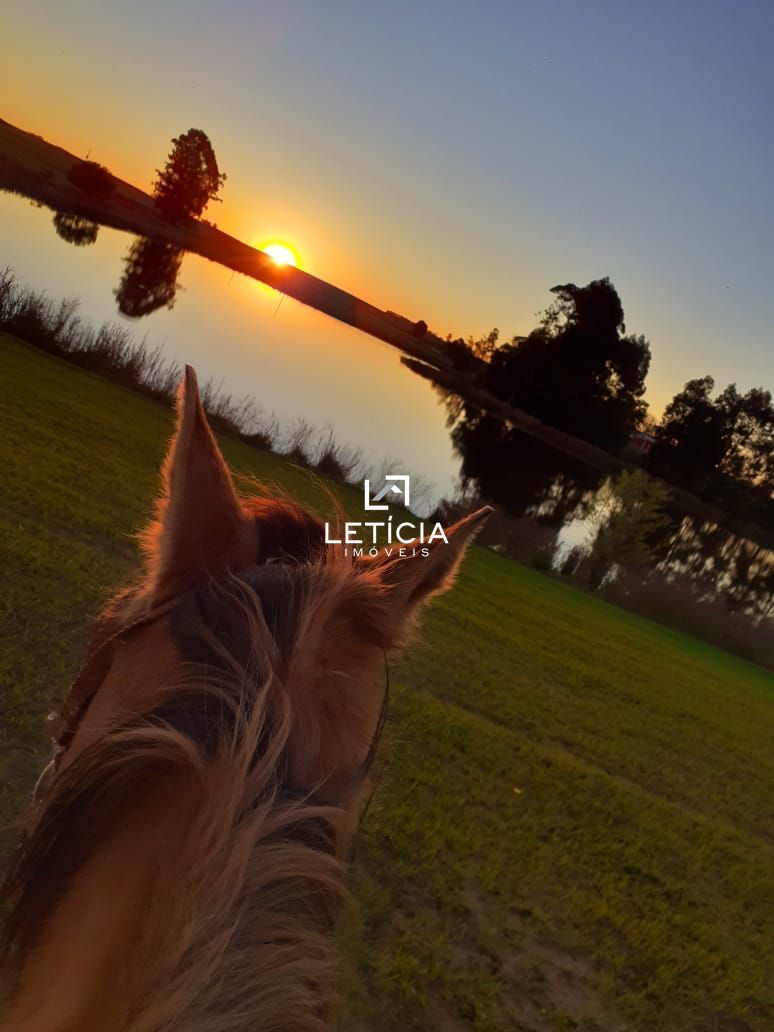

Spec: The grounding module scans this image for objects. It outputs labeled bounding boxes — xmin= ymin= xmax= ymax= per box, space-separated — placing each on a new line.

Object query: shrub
xmin=66 ymin=160 xmax=115 ymax=202
xmin=310 ymin=429 xmax=365 ymax=484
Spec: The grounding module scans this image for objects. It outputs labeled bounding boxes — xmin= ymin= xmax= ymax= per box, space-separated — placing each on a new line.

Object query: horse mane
xmin=1 ymin=497 xmax=390 ymax=1031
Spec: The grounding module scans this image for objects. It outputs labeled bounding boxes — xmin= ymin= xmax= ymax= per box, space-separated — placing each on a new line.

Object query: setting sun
xmin=261 ymin=242 xmax=299 ymax=267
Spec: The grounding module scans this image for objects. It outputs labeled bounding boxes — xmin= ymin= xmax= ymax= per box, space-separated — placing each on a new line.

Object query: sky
xmin=2 ymin=1 xmax=773 ymax=447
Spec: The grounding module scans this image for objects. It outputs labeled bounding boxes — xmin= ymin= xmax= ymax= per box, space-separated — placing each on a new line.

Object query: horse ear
xmin=369 ymin=506 xmax=492 ymax=637
xmin=144 ymin=366 xmax=246 ymax=598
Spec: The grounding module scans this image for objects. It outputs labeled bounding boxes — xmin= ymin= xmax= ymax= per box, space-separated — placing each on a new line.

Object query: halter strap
xmin=47 ymin=588 xmax=391 ymax=809
xmin=51 ymin=595 xmax=181 ymax=756
xmin=347 ymin=650 xmax=390 ymax=863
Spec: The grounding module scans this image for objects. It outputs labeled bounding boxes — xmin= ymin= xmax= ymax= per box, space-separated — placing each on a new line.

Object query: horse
xmin=0 ymin=367 xmax=490 ymax=1031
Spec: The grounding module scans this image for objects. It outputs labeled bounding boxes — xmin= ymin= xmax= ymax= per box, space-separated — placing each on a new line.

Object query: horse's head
xmin=3 ymin=367 xmax=490 ymax=1029
xmin=49 ymin=367 xmax=490 ymax=801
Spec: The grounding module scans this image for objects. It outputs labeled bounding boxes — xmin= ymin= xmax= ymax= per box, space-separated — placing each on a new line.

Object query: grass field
xmin=1 ymin=332 xmax=772 ymax=1031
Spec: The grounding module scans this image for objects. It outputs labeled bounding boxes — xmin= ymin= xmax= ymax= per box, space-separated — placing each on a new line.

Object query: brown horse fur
xmin=0 ymin=367 xmax=490 ymax=1031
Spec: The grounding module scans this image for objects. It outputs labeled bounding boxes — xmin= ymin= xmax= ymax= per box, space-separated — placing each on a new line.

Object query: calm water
xmin=3 ymin=190 xmax=772 ymax=627
xmin=0 ymin=191 xmax=461 ymax=509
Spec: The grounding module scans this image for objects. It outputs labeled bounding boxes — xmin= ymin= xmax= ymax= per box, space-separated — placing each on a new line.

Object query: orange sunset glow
xmin=261 ymin=241 xmax=300 ymax=268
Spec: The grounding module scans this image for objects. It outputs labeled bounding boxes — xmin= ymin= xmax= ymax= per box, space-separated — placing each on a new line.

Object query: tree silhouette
xmin=468 ymin=327 xmax=500 ymax=363
xmin=66 ymin=160 xmax=115 ymax=201
xmin=52 ymin=212 xmax=100 ymax=246
xmin=451 ymin=410 xmax=605 ymax=523
xmin=716 ymin=384 xmax=774 ymax=488
xmin=153 ymin=129 xmax=226 ymax=222
xmin=484 ymin=278 xmax=650 ymax=449
xmin=649 ymin=378 xmax=774 ymax=524
xmin=115 ymin=237 xmax=184 ymax=317
xmin=650 ymin=377 xmax=728 ymax=486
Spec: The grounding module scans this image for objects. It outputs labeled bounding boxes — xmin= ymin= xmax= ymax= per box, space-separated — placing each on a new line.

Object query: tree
xmin=485 ymin=278 xmax=650 ymax=448
xmin=586 ymin=469 xmax=670 ymax=588
xmin=451 ymin=410 xmax=605 ymax=523
xmin=467 ymin=327 xmax=500 ymax=363
xmin=67 ymin=160 xmax=115 ymax=201
xmin=650 ymin=378 xmax=774 ymax=513
xmin=716 ymin=384 xmax=774 ymax=488
xmin=153 ymin=129 xmax=226 ymax=222
xmin=650 ymin=377 xmax=728 ymax=486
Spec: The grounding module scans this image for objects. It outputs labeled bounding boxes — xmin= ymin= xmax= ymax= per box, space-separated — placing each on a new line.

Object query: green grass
xmin=1 ymin=333 xmax=772 ymax=1031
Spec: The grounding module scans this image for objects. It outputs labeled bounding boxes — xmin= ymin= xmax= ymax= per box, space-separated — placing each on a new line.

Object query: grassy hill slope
xmin=1 ymin=334 xmax=772 ymax=1030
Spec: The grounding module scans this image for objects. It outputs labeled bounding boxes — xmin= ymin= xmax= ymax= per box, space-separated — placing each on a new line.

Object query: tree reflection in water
xmin=52 ymin=212 xmax=100 ymax=247
xmin=115 ymin=237 xmax=184 ymax=318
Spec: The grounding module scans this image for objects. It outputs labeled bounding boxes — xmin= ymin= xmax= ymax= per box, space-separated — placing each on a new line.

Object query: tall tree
xmin=652 ymin=379 xmax=774 ymax=486
xmin=651 ymin=376 xmax=728 ymax=485
xmin=153 ymin=129 xmax=226 ymax=222
xmin=483 ymin=278 xmax=650 ymax=449
xmin=716 ymin=384 xmax=774 ymax=488
xmin=650 ymin=377 xmax=774 ymax=527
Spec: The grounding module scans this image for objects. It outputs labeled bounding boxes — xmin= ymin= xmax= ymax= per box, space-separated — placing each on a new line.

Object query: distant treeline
xmin=438 ymin=277 xmax=773 ymax=537
xmin=2 ymin=266 xmax=772 ymax=668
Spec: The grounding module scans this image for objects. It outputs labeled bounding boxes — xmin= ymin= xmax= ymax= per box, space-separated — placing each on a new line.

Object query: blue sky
xmin=4 ymin=0 xmax=773 ymax=417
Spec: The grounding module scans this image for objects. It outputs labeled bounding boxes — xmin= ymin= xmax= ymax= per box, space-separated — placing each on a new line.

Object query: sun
xmin=261 ymin=241 xmax=299 ymax=268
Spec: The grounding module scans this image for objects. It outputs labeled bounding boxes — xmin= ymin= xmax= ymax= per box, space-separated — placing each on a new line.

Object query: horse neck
xmin=6 ymin=772 xmax=195 ymax=1032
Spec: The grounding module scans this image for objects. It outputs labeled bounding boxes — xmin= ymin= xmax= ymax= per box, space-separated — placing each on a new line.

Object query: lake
xmin=0 ymin=190 xmax=461 ymax=510
xmin=3 ymin=185 xmax=772 ymax=651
